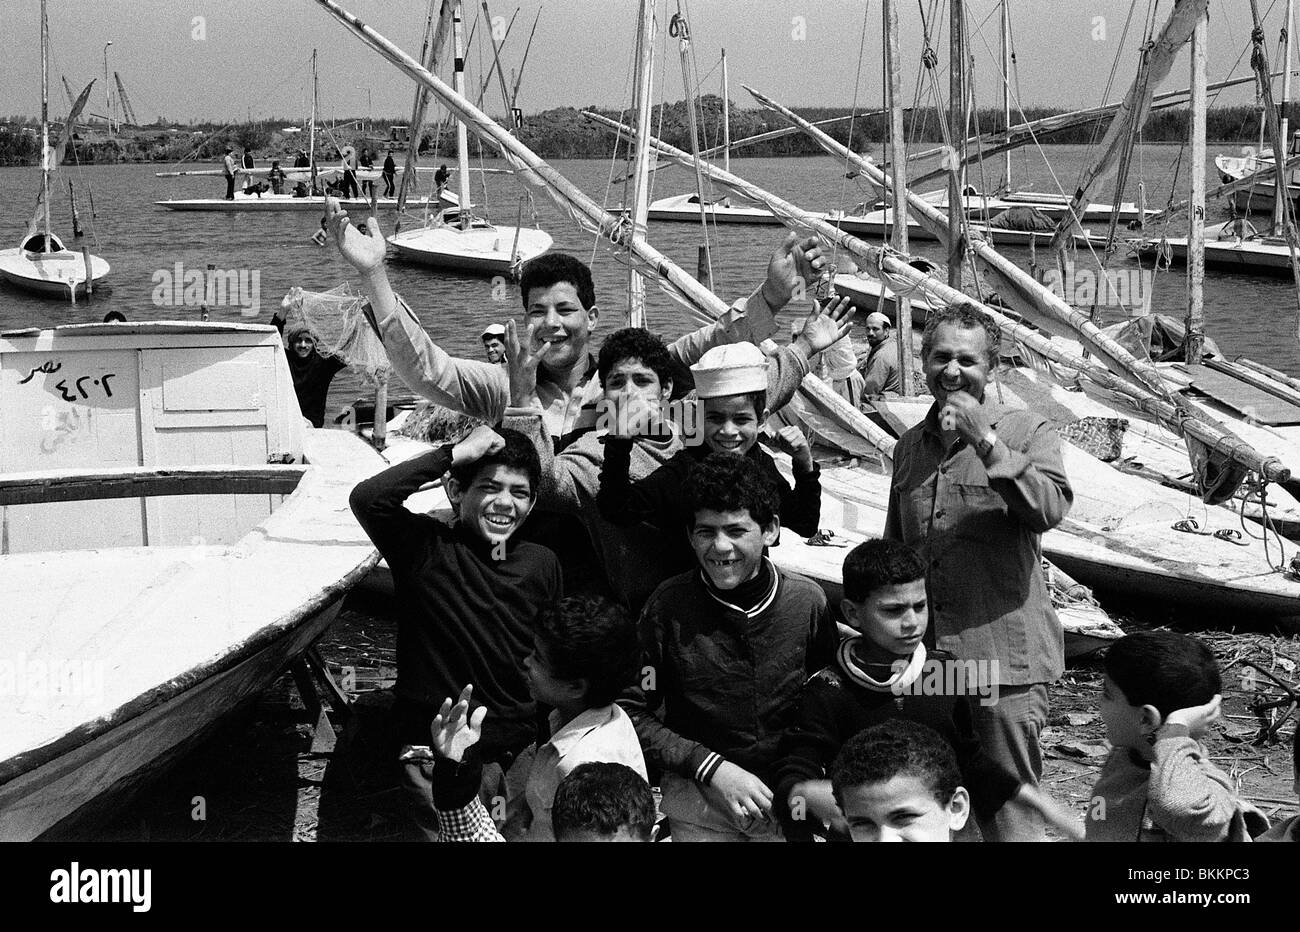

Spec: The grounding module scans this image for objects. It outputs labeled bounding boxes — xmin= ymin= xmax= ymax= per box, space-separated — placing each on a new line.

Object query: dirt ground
xmin=76 ymin=590 xmax=1299 ymax=842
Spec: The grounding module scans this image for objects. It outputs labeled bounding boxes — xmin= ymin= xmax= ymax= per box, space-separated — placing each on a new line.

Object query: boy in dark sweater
xmin=349 ymin=425 xmax=561 ymax=840
xmin=597 ymin=314 xmax=846 ymax=543
xmin=774 ymin=538 xmax=1076 ymax=841
xmin=619 ymin=452 xmax=836 ymax=841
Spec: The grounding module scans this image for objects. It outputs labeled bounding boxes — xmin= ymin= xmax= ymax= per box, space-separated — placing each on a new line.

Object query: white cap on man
xmin=481 ymin=323 xmax=506 ymax=340
xmin=690 ymin=343 xmax=768 ymax=398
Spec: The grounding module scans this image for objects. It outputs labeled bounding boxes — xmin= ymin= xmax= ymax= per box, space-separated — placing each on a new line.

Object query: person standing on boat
xmin=434 ymin=163 xmax=450 ymax=198
xmin=382 ymin=148 xmax=397 ymax=197
xmin=339 ymin=144 xmax=360 ymax=199
xmin=267 ymin=160 xmax=286 ymax=196
xmin=271 ymin=309 xmax=347 ymax=428
xmin=294 ymin=148 xmax=310 ymax=168
xmin=359 ymin=148 xmax=375 ymax=198
xmin=883 ymin=302 xmax=1072 ymax=842
xmin=222 ymin=146 xmax=237 ymax=201
xmin=857 ymin=311 xmax=901 ymax=396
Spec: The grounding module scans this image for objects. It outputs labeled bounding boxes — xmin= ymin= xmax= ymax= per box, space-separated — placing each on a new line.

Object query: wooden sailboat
xmin=0 ymin=320 xmax=395 ymax=839
xmin=385 ymin=1 xmax=551 ymax=276
xmin=0 ymin=0 xmax=109 ymax=300
xmin=155 ymin=50 xmax=442 ymax=214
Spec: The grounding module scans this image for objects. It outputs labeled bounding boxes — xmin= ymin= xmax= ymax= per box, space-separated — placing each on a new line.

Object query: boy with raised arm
xmin=1088 ymin=630 xmax=1268 ymax=842
xmin=324 ymin=196 xmax=826 ymax=448
xmin=348 ymin=425 xmax=560 ymax=840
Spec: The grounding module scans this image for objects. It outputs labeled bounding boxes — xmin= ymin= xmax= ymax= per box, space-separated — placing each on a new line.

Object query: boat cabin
xmin=20 ymin=232 xmax=67 ymax=254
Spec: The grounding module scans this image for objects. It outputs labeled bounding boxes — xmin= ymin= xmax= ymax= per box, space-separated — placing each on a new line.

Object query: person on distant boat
xmin=294 ymin=148 xmax=310 ymax=168
xmin=240 ymin=148 xmax=255 ymax=192
xmin=359 ymin=148 xmax=375 ymax=198
xmin=270 ymin=309 xmax=347 ymax=428
xmin=883 ymin=302 xmax=1072 ymax=842
xmin=103 ymin=310 xmax=126 ymax=323
xmin=434 ymin=163 xmax=450 ymax=198
xmin=339 ymin=145 xmax=360 ymax=199
xmin=243 ymin=180 xmax=271 ymax=198
xmin=292 ymin=181 xmax=309 ymax=198
xmin=222 ymin=146 xmax=236 ymax=201
xmin=267 ymin=160 xmax=286 ymax=195
xmin=382 ymin=148 xmax=397 ymax=197
xmin=481 ymin=323 xmax=507 ymax=365
xmin=856 ymin=311 xmax=901 ymax=397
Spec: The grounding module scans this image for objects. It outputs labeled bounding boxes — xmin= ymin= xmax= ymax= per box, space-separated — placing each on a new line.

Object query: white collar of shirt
xmin=545 ymin=704 xmax=623 ymax=760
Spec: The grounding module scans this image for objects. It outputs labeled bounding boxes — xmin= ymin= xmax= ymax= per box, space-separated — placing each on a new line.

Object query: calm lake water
xmin=3 ymin=143 xmax=1299 ymax=417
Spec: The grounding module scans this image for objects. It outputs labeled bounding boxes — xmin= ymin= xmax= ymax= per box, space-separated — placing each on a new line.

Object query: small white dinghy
xmin=0 ymin=320 xmax=395 ymax=839
xmin=0 ymin=232 xmax=110 ymax=300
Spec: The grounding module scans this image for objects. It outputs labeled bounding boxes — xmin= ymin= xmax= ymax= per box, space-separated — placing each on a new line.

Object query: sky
xmin=0 ymin=0 xmax=1291 ymax=126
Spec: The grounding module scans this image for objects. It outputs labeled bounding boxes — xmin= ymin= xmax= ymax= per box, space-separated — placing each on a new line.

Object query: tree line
xmin=1 ymin=101 xmax=1296 ymax=165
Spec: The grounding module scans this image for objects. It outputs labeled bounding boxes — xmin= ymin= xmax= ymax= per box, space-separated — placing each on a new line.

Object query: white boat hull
xmin=387 ymin=222 xmax=553 ymax=275
xmin=0 ymin=247 xmax=110 ymax=299
xmin=155 ymin=193 xmax=440 ymax=212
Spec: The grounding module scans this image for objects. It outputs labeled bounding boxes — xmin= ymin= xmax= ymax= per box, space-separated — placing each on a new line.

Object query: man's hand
xmin=776 ymin=425 xmax=815 ymax=474
xmin=1164 ymin=694 xmax=1223 ymax=737
xmin=452 ymin=425 xmax=506 ymax=465
xmin=938 ymin=390 xmax=993 ymax=447
xmin=793 ymin=294 xmax=857 ymax=357
xmin=430 ymin=684 xmax=486 ymax=764
xmin=326 ymin=197 xmax=387 ymax=275
xmin=703 ymin=761 xmax=774 ymax=824
xmin=761 ymin=233 xmax=827 ymax=309
xmin=504 ymin=319 xmax=551 ymax=408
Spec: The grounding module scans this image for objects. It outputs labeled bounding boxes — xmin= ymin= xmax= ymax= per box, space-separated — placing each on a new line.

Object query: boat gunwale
xmin=0 ymin=436 xmax=386 ymax=786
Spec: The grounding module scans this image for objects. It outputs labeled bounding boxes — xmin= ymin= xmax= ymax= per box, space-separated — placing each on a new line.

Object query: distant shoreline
xmin=1 ymin=100 xmax=1292 ymax=166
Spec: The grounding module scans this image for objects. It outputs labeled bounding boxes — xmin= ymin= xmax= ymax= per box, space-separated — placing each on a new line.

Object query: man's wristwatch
xmin=974 ymin=430 xmax=998 ymax=459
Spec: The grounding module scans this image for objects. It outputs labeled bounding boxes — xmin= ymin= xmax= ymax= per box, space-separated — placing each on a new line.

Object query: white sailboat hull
xmin=387 ymin=222 xmax=553 ymax=274
xmin=155 ymin=193 xmax=442 ymax=213
xmin=0 ymin=246 xmax=110 ymax=298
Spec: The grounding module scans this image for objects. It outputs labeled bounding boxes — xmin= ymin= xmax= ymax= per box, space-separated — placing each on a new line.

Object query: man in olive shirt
xmin=883 ymin=302 xmax=1072 ymax=841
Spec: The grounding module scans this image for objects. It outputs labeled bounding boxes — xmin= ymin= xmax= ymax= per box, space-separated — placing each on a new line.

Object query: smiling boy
xmin=349 ymin=425 xmax=561 ymax=840
xmin=270 ymin=309 xmax=347 ymax=428
xmin=831 ymin=720 xmax=971 ymax=842
xmin=620 ymin=453 xmax=836 ymax=841
xmin=774 ymin=539 xmax=1077 ymax=842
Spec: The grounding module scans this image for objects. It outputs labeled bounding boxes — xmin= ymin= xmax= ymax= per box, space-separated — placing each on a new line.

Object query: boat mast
xmin=885 ymin=0 xmax=914 ymax=395
xmin=1274 ymin=0 xmax=1294 ymax=235
xmin=721 ymin=48 xmax=730 ymax=175
xmin=672 ymin=2 xmax=713 ymax=288
xmin=309 ymin=49 xmax=319 ymax=194
xmin=628 ymin=0 xmax=657 ymax=326
xmin=1000 ymin=0 xmax=1011 ymax=192
xmin=1184 ymin=6 xmax=1207 ymax=364
xmin=453 ymin=0 xmax=472 ymax=229
xmin=40 ymin=0 xmax=51 ymax=250
xmin=947 ymin=0 xmax=966 ymax=290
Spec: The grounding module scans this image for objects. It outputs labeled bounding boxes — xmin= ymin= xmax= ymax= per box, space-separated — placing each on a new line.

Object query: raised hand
xmin=762 ymin=233 xmax=828 ymax=309
xmin=937 ymin=389 xmax=993 ymax=447
xmin=1164 ymin=694 xmax=1223 ymax=737
xmin=325 ymin=197 xmax=387 ymax=275
xmin=504 ymin=318 xmax=552 ymax=408
xmin=430 ymin=684 xmax=486 ymax=764
xmin=776 ymin=424 xmax=814 ymax=474
xmin=794 ymin=294 xmax=857 ymax=357
xmin=452 ymin=425 xmax=507 ymax=466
